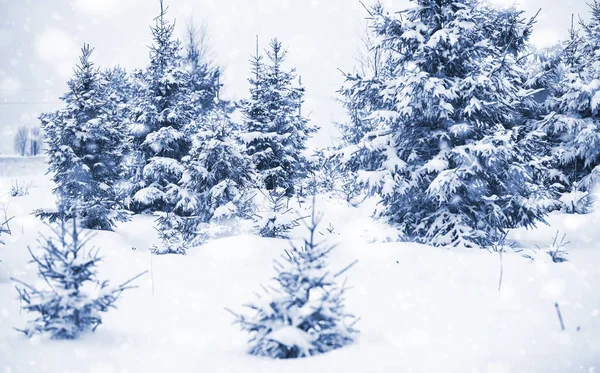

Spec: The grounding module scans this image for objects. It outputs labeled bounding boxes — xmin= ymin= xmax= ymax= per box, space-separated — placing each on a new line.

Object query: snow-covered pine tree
xmin=239 ymin=38 xmax=316 ymax=195
xmin=228 ymin=201 xmax=358 ymax=359
xmin=103 ymin=65 xmax=132 ymax=103
xmin=254 ymin=188 xmax=302 ymax=238
xmin=338 ymin=0 xmax=549 ymax=248
xmin=12 ymin=217 xmax=145 ymax=339
xmin=531 ymin=3 xmax=600 ymax=211
xmin=102 ymin=66 xmax=134 ymax=126
xmin=152 ymin=108 xmax=255 ymax=254
xmin=335 ymin=61 xmax=389 ymax=206
xmin=151 ymin=212 xmax=198 ymax=255
xmin=177 ymin=108 xmax=255 ymax=223
xmin=39 ymin=44 xmax=127 ymax=230
xmin=306 ymin=149 xmax=337 ymax=196
xmin=303 ymin=148 xmax=363 ymax=206
xmin=126 ymin=0 xmax=199 ymax=213
xmin=101 ymin=66 xmax=139 ymax=203
xmin=520 ymin=45 xmax=565 ymax=207
xmin=334 ymin=3 xmax=395 ymax=204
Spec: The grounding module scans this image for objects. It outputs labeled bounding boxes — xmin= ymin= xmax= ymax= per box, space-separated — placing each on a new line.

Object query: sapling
xmin=12 ymin=216 xmax=145 ymax=339
xmin=228 ymin=198 xmax=358 ymax=359
xmin=545 ymin=232 xmax=569 ymax=263
xmin=254 ymin=188 xmax=304 ymax=238
xmin=490 ymin=232 xmax=514 ymax=291
xmin=522 ymin=231 xmax=570 ymax=263
xmin=151 ymin=213 xmax=199 ymax=255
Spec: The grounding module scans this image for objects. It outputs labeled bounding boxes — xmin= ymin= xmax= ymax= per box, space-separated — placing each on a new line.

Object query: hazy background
xmin=0 ymin=0 xmax=590 ymax=154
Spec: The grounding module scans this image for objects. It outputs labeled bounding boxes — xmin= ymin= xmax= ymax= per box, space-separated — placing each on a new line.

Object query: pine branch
xmin=334 ymin=260 xmax=359 ymax=279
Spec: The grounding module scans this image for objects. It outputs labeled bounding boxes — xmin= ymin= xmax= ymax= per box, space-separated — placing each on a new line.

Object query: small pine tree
xmin=229 ymin=202 xmax=358 ymax=359
xmin=39 ymin=44 xmax=127 ymax=230
xmin=310 ymin=149 xmax=363 ymax=206
xmin=12 ymin=217 xmax=145 ymax=339
xmin=254 ymin=188 xmax=301 ymax=238
xmin=151 ymin=212 xmax=198 ymax=255
xmin=239 ymin=38 xmax=316 ymax=195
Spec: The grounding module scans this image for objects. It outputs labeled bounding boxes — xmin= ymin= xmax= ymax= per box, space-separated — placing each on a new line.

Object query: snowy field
xmin=0 ymin=156 xmax=599 ymax=373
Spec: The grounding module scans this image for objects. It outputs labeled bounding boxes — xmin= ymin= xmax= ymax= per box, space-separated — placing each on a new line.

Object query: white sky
xmin=0 ymin=0 xmax=591 ymax=154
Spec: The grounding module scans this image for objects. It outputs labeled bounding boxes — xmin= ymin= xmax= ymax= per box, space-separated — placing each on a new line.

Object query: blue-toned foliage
xmin=337 ymin=0 xmax=551 ymax=248
xmin=229 ymin=202 xmax=358 ymax=359
xmin=525 ymin=2 xmax=600 ymax=213
xmin=239 ymin=38 xmax=316 ymax=195
xmin=39 ymin=44 xmax=128 ymax=230
xmin=13 ymin=218 xmax=144 ymax=339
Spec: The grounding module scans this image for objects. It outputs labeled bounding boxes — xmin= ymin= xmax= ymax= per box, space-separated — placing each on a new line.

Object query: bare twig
xmin=493 ymin=231 xmax=511 ymax=291
xmin=555 ymin=302 xmax=565 ymax=331
xmin=334 ymin=259 xmax=359 ymax=278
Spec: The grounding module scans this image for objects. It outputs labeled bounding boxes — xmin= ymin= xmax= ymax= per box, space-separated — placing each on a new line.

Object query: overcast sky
xmin=0 ymin=0 xmax=591 ymax=154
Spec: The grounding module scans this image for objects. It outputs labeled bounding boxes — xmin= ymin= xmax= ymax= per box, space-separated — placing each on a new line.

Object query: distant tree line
xmin=13 ymin=126 xmax=42 ymax=156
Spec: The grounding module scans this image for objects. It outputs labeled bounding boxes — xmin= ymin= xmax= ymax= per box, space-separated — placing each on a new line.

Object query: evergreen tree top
xmin=239 ymin=36 xmax=315 ymax=194
xmin=148 ymin=0 xmax=181 ymax=77
xmin=581 ymin=0 xmax=600 ymax=44
xmin=360 ymin=0 xmax=537 ymax=131
xmin=241 ymin=37 xmax=309 ymax=137
xmin=62 ymin=44 xmax=104 ymax=111
xmin=370 ymin=0 xmax=534 ymax=77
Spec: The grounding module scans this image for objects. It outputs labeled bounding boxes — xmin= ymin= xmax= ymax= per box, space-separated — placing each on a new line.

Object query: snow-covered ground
xmin=0 ymin=156 xmax=599 ymax=372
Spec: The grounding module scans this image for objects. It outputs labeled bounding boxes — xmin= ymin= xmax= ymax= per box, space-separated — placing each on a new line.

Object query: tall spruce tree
xmin=337 ymin=3 xmax=391 ymax=151
xmin=239 ymin=38 xmax=315 ymax=195
xmin=338 ymin=0 xmax=549 ymax=248
xmin=126 ymin=0 xmax=199 ymax=213
xmin=39 ymin=44 xmax=127 ymax=230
